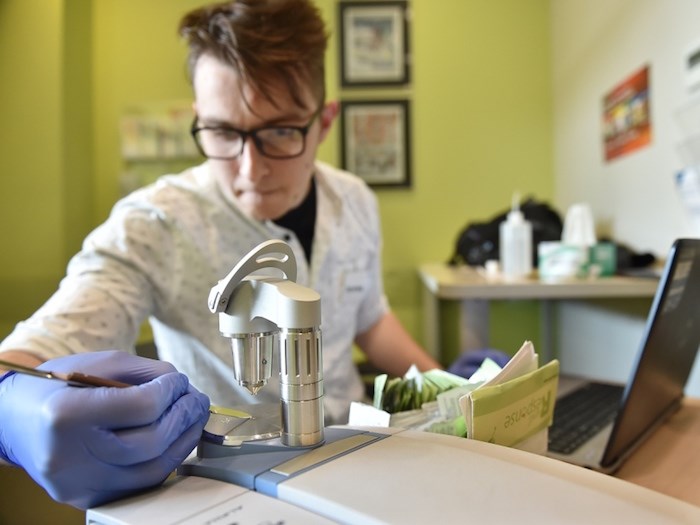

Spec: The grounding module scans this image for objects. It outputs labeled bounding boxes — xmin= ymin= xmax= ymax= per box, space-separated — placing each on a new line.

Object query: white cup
xmin=562 ymin=203 xmax=596 ymax=247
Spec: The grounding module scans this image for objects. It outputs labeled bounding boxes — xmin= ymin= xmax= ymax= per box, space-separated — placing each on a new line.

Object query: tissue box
xmin=538 ymin=241 xmax=589 ymax=280
xmin=538 ymin=241 xmax=616 ymax=279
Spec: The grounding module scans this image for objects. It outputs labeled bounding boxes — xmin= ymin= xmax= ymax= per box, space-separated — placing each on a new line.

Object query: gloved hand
xmin=0 ymin=350 xmax=210 ymax=509
xmin=447 ymin=348 xmax=511 ymax=379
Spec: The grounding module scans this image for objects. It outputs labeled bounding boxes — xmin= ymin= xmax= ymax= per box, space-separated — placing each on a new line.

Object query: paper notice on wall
xmin=602 ymin=65 xmax=652 ymax=162
xmin=676 ymin=166 xmax=700 ymax=234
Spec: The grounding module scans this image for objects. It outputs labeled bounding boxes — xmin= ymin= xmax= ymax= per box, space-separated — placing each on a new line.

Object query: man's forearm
xmin=356 ymin=313 xmax=442 ymax=376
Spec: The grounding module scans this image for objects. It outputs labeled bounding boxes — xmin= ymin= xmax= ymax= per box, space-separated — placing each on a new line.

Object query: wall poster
xmin=602 ymin=65 xmax=652 ymax=162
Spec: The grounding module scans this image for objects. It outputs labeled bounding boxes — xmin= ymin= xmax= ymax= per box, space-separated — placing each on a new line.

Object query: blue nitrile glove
xmin=0 ymin=350 xmax=210 ymax=509
xmin=447 ymin=349 xmax=512 ymax=379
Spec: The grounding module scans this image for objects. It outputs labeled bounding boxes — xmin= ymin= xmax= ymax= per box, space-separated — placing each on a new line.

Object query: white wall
xmin=552 ymin=0 xmax=700 ymax=254
xmin=551 ymin=0 xmax=700 ymax=395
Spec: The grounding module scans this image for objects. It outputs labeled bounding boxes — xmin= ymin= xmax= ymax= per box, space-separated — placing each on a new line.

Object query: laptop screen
xmin=602 ymin=238 xmax=700 ymax=467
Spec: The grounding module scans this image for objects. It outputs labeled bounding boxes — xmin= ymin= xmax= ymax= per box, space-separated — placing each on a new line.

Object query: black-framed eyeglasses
xmin=190 ymin=108 xmax=322 ymax=160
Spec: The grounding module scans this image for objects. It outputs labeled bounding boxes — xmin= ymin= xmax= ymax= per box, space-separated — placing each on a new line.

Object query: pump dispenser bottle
xmin=499 ymin=193 xmax=533 ymax=279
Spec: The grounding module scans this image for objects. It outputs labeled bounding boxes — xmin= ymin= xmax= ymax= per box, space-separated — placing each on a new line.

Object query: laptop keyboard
xmin=548 ymin=382 xmax=624 ymax=454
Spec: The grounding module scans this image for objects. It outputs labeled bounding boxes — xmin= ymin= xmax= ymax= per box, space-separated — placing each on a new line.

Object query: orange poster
xmin=602 ymin=65 xmax=651 ymax=162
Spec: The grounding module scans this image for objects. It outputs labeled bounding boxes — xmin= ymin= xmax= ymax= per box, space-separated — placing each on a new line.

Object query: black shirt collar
xmin=272 ymin=178 xmax=316 ymax=263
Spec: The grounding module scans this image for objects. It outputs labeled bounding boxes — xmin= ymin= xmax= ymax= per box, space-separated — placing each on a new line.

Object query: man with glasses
xmin=0 ymin=0 xmax=439 ymax=510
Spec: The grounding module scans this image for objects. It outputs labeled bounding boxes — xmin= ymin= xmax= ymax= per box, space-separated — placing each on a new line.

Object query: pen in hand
xmin=0 ymin=358 xmax=132 ymax=388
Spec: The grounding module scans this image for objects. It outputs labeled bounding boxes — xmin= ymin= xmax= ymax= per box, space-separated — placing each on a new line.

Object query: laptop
xmin=547 ymin=238 xmax=700 ymax=473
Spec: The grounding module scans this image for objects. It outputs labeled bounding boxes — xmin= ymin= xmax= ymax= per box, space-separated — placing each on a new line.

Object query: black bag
xmin=449 ymin=197 xmax=564 ymax=267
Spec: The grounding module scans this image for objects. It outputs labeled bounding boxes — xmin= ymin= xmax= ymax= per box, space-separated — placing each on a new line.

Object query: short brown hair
xmin=179 ymin=0 xmax=329 ymax=110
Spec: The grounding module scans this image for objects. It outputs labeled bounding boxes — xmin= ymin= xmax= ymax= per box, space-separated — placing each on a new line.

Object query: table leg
xmin=459 ymin=299 xmax=490 ymax=351
xmin=421 ymin=281 xmax=440 ymax=360
xmin=540 ymin=300 xmax=554 ymax=363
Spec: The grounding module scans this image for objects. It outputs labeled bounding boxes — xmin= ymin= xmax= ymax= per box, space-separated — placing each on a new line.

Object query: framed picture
xmin=340 ymin=99 xmax=411 ymax=188
xmin=339 ymin=1 xmax=410 ymax=87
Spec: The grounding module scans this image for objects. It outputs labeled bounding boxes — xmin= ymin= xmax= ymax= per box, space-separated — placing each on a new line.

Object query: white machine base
xmin=88 ymin=426 xmax=700 ymax=524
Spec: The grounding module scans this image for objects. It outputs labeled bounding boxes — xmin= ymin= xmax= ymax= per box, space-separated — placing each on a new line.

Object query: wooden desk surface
xmin=419 ymin=263 xmax=658 ymax=300
xmin=615 ymin=398 xmax=700 ymax=507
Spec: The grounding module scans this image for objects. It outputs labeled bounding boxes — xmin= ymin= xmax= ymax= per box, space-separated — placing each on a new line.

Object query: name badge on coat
xmin=343 ymin=270 xmax=368 ymax=296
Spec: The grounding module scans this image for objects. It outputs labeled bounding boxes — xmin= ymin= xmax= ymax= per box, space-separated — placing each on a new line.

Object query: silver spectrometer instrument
xmin=207 ymin=240 xmax=324 ymax=448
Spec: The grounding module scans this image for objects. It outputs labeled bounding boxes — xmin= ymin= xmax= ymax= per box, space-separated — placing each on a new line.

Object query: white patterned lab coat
xmin=0 ymin=161 xmax=388 ymax=423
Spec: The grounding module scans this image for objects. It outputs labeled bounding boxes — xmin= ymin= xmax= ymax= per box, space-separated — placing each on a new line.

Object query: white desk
xmin=418 ymin=263 xmax=659 ymax=363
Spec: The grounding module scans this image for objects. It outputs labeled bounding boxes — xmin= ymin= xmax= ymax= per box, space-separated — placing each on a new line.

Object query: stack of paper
xmin=460 ymin=341 xmax=559 ymax=454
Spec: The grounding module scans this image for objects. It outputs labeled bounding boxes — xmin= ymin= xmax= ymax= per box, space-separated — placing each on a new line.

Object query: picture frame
xmin=339 ymin=1 xmax=410 ymax=87
xmin=340 ymin=99 xmax=411 ymax=188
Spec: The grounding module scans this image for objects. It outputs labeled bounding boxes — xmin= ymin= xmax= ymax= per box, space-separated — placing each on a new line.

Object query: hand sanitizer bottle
xmin=499 ymin=193 xmax=533 ymax=279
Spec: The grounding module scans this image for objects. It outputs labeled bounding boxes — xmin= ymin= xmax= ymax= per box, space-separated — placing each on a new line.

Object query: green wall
xmin=0 ymin=1 xmax=551 ymax=523
xmin=0 ymin=0 xmax=552 ymax=350
xmin=0 ymin=0 xmax=64 ymax=335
